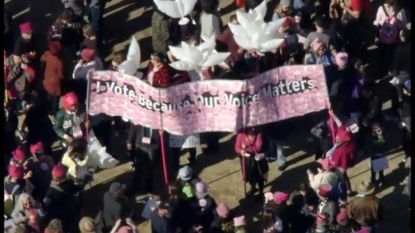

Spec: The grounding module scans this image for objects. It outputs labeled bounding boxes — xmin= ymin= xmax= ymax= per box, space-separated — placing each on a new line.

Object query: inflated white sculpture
xmin=168 ymin=36 xmax=230 ymax=75
xmin=87 ymin=129 xmax=119 ymax=169
xmin=231 ymin=1 xmax=286 ymax=52
xmin=154 ymin=0 xmax=197 ymax=25
xmin=118 ymin=36 xmax=143 ymax=79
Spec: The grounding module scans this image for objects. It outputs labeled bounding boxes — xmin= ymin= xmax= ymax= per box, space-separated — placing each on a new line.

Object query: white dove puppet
xmin=154 ymin=0 xmax=198 ymax=25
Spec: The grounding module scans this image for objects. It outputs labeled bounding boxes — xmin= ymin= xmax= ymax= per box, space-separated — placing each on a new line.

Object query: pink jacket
xmin=235 ymin=132 xmax=263 ymax=154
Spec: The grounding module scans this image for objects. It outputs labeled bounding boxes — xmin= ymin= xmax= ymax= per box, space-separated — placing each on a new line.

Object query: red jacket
xmin=331 ymin=125 xmax=356 ymax=171
xmin=148 ymin=63 xmax=171 ymax=88
xmin=42 ymin=50 xmax=64 ymax=96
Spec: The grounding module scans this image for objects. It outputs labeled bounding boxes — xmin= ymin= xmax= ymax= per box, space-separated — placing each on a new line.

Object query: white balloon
xmin=265 ymin=17 xmax=286 ymax=34
xmin=201 ymin=52 xmax=231 ymax=67
xmin=118 ymin=60 xmax=137 ymax=75
xmin=126 ymin=36 xmax=141 ymax=69
xmin=252 ymin=0 xmax=267 ymax=20
xmin=154 ymin=0 xmax=197 ymax=25
xmin=260 ymin=39 xmax=285 ymax=52
xmin=88 ymin=129 xmax=119 ymax=169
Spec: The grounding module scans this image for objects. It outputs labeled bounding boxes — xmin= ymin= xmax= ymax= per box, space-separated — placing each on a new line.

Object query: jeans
xmin=89 ymin=6 xmax=105 ymax=41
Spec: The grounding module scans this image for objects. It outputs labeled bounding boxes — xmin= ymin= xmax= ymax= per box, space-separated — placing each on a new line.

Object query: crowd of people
xmin=3 ymin=0 xmax=411 ymax=232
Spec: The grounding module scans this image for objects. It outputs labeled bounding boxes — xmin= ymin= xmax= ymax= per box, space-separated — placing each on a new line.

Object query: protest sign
xmin=89 ymin=65 xmax=329 ymax=135
xmin=169 ymin=134 xmax=200 ymax=148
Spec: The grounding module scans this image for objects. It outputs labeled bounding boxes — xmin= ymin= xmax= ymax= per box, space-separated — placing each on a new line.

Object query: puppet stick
xmin=86 ymin=73 xmax=92 ymax=188
xmin=242 ymin=155 xmax=247 ymax=196
xmin=4 ymin=51 xmax=8 ymax=105
xmin=158 ymin=90 xmax=169 ymax=186
xmin=160 ymin=130 xmax=169 ymax=186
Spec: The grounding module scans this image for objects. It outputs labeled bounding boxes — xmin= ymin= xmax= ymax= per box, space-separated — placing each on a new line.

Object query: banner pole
xmin=159 ymin=89 xmax=169 ymax=187
xmin=86 ymin=73 xmax=92 ymax=189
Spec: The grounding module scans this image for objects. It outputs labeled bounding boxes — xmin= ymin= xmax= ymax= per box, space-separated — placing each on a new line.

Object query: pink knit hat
xmin=233 ymin=216 xmax=246 ymax=227
xmin=273 ymin=192 xmax=289 ymax=204
xmin=117 ymin=226 xmax=134 ymax=233
xmin=52 ymin=163 xmax=66 ymax=178
xmin=318 ymin=184 xmax=332 ymax=197
xmin=335 ymin=52 xmax=348 ymax=67
xmin=8 ymin=165 xmax=24 ymax=178
xmin=30 ymin=142 xmax=44 ymax=155
xmin=20 ymin=22 xmax=33 ymax=34
xmin=12 ymin=147 xmax=26 ymax=161
xmin=216 ymin=202 xmax=230 ymax=217
xmin=311 ymin=38 xmax=324 ymax=52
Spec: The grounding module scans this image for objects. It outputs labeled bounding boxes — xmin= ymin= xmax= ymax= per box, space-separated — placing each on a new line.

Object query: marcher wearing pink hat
xmin=117 ymin=226 xmax=134 ymax=233
xmin=30 ymin=142 xmax=44 ymax=156
xmin=52 ymin=163 xmax=66 ymax=179
xmin=8 ymin=165 xmax=24 ymax=178
xmin=20 ymin=22 xmax=33 ymax=34
xmin=308 ymin=159 xmax=339 ymax=192
xmin=318 ymin=184 xmax=332 ymax=198
xmin=12 ymin=146 xmax=26 ymax=162
xmin=336 ymin=208 xmax=349 ymax=226
xmin=216 ymin=202 xmax=230 ymax=217
xmin=273 ymin=192 xmax=289 ymax=204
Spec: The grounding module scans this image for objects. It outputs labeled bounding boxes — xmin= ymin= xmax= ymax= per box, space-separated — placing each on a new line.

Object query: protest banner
xmin=89 ymin=65 xmax=329 ymax=135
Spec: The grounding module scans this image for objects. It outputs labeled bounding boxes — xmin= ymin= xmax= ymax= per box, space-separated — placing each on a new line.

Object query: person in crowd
xmin=216 ymin=15 xmax=244 ymax=67
xmin=21 ymin=90 xmax=54 ymax=155
xmin=335 ymin=205 xmax=359 ymax=232
xmin=26 ymin=142 xmax=54 ymax=202
xmin=61 ymin=0 xmax=84 ymax=17
xmin=199 ymin=0 xmax=222 ymax=40
xmin=347 ymin=181 xmax=383 ymax=232
xmin=151 ymin=9 xmax=173 ymax=55
xmin=41 ymin=41 xmax=64 ymax=116
xmin=305 ymin=38 xmax=335 ymax=66
xmin=146 ymin=52 xmax=172 ymax=88
xmin=110 ymin=52 xmax=126 ymax=72
xmin=316 ymin=184 xmax=338 ymax=228
xmin=72 ymin=48 xmax=103 ymax=102
xmin=272 ymin=0 xmax=292 ymax=20
xmin=194 ymin=181 xmax=217 ymax=230
xmin=374 ymin=0 xmax=407 ymax=72
xmin=4 ymin=52 xmax=36 ymax=112
xmin=176 ymin=166 xmax=199 ymax=200
xmin=61 ymin=138 xmax=91 ymax=185
xmin=53 ymin=92 xmax=89 ymax=147
xmin=101 ymin=182 xmax=132 ymax=233
xmin=111 ymin=221 xmax=138 ymax=233
xmin=43 ymin=163 xmax=83 ymax=232
xmin=400 ymin=80 xmax=411 ymax=162
xmin=4 ymin=101 xmax=18 ymax=172
xmin=313 ymin=213 xmax=330 ymax=233
xmin=4 ymin=166 xmax=28 ymax=216
xmin=80 ymin=24 xmax=99 ymax=55
xmin=150 ymin=200 xmax=174 ymax=233
xmin=328 ymin=110 xmax=356 ymax=195
xmin=14 ymin=22 xmax=37 ymax=63
xmin=303 ymin=17 xmax=333 ymax=52
xmin=261 ymin=207 xmax=283 ymax=233
xmin=88 ymin=0 xmax=108 ymax=44
xmin=211 ymin=202 xmax=235 ymax=233
xmin=49 ymin=9 xmax=84 ymax=60
xmin=79 ymin=216 xmax=98 ymax=233
xmin=45 ymin=218 xmax=64 ymax=233
xmin=367 ymin=123 xmax=387 ymax=188
xmin=167 ymin=183 xmax=196 ymax=232
xmin=11 ymin=193 xmax=45 ymax=232
xmin=235 ymin=127 xmax=269 ymax=200
xmin=126 ymin=124 xmax=163 ymax=195
xmin=308 ymin=158 xmax=340 ymax=191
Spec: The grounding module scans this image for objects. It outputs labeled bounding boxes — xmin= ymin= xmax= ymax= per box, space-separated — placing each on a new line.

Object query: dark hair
xmin=261 ymin=208 xmax=276 ymax=229
xmin=69 ymin=138 xmax=88 ymax=159
xmin=314 ymin=17 xmax=325 ymax=28
xmin=112 ymin=51 xmax=126 ymax=65
xmin=297 ymin=182 xmax=310 ymax=192
xmin=61 ymin=8 xmax=75 ymax=22
xmin=200 ymin=0 xmax=218 ymax=14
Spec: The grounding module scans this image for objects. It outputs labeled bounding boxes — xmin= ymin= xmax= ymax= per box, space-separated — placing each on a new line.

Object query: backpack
xmin=379 ymin=5 xmax=401 ymax=44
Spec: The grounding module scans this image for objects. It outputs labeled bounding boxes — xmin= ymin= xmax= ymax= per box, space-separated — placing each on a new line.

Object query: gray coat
xmin=11 ymin=193 xmax=45 ymax=227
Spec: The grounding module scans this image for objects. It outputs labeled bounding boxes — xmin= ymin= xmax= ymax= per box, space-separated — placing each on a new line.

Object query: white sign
xmin=169 ymin=134 xmax=200 ymax=148
xmin=371 ymin=156 xmax=389 ymax=172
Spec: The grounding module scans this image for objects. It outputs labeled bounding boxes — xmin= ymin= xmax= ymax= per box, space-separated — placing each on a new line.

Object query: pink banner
xmin=89 ymin=65 xmax=329 ymax=135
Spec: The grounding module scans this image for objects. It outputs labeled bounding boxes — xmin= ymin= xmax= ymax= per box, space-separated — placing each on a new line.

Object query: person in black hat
xmin=100 ymin=182 xmax=132 ymax=233
xmin=150 ymin=199 xmax=173 ymax=233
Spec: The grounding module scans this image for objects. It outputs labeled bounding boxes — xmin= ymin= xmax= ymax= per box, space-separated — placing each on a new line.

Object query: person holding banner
xmin=126 ymin=124 xmax=163 ymax=195
xmin=235 ymin=127 xmax=269 ymax=201
xmin=146 ymin=52 xmax=172 ymax=88
xmin=53 ymin=92 xmax=89 ymax=148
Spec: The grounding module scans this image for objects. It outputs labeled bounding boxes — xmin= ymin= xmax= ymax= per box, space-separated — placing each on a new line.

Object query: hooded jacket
xmin=331 ymin=126 xmax=356 ymax=171
xmin=42 ymin=42 xmax=64 ymax=96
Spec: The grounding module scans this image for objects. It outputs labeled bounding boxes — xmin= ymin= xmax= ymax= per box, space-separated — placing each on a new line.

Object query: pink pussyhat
xmin=12 ymin=147 xmax=26 ymax=161
xmin=8 ymin=165 xmax=24 ymax=178
xmin=233 ymin=216 xmax=246 ymax=227
xmin=216 ymin=202 xmax=230 ymax=217
xmin=30 ymin=142 xmax=44 ymax=156
xmin=273 ymin=192 xmax=289 ymax=204
xmin=52 ymin=163 xmax=66 ymax=178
